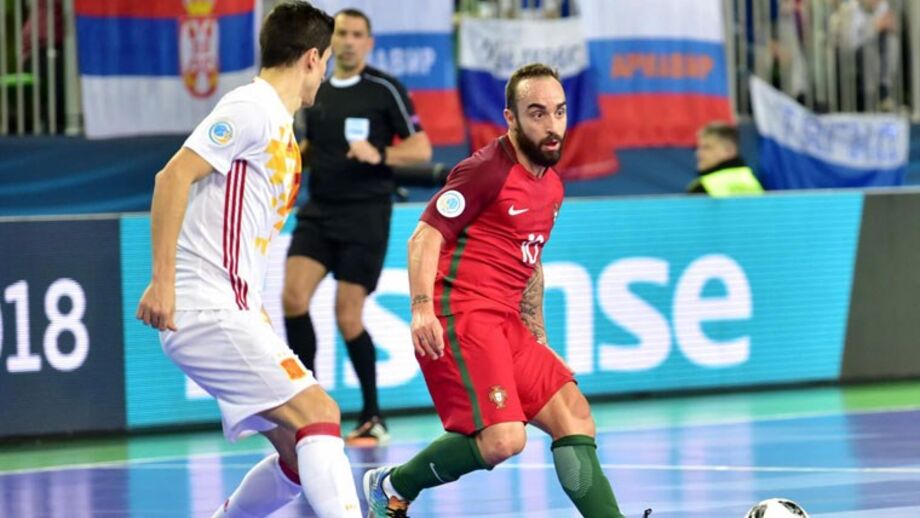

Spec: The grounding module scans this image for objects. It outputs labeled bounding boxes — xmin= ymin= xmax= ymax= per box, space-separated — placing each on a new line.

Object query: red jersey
xmin=420 ymin=136 xmax=564 ymax=316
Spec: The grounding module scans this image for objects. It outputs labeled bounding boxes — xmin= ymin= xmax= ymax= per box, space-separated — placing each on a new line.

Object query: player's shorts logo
xmin=436 ymin=190 xmax=466 ymax=218
xmin=489 ymin=385 xmax=508 ymax=409
xmin=208 ymin=121 xmax=234 ymax=146
xmin=280 ymin=357 xmax=306 ymax=380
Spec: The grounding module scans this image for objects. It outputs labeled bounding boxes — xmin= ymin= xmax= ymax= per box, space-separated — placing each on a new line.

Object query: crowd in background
xmin=456 ymin=0 xmax=917 ymax=116
xmin=742 ymin=0 xmax=910 ymax=114
xmin=3 ymin=0 xmax=918 ymax=136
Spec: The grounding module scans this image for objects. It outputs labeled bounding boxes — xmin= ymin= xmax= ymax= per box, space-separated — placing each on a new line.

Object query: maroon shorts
xmin=418 ymin=309 xmax=574 ymax=435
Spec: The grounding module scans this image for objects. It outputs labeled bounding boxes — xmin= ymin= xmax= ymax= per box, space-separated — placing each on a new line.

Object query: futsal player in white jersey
xmin=135 ymin=3 xmax=362 ymax=517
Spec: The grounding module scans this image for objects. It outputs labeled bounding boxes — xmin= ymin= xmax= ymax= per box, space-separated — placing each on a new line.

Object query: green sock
xmin=551 ymin=435 xmax=625 ymax=518
xmin=389 ymin=432 xmax=491 ymax=501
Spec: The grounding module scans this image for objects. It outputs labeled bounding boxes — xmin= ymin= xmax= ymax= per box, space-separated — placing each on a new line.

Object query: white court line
xmin=15 ymin=459 xmax=920 ymax=480
xmin=2 ymin=404 xmax=919 ymax=477
xmin=812 ymin=506 xmax=920 ymax=518
xmin=598 ymin=405 xmax=920 ymax=434
xmin=48 ymin=461 xmax=920 ymax=476
xmin=0 ymin=447 xmax=273 ymax=477
xmin=505 ymin=462 xmax=920 ymax=475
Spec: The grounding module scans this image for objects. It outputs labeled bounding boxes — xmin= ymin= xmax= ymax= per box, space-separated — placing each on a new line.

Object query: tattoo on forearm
xmin=411 ymin=294 xmax=432 ymax=307
xmin=520 ymin=264 xmax=547 ymax=344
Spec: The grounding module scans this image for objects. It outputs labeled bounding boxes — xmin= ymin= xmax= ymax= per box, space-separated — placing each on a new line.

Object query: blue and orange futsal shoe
xmin=363 ymin=466 xmax=410 ymax=518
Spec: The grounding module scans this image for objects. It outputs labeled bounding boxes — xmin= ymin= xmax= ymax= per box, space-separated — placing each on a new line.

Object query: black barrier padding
xmin=0 ymin=219 xmax=126 ymax=437
xmin=842 ymin=192 xmax=920 ymax=381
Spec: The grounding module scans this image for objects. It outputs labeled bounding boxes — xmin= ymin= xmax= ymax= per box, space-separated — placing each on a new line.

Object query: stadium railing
xmin=1 ymin=0 xmax=80 ymax=136
xmin=4 ymin=0 xmax=920 ymax=137
xmin=728 ymin=0 xmax=920 ymax=118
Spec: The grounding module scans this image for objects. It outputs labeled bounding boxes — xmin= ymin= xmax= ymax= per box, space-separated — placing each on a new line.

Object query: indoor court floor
xmin=2 ymin=381 xmax=920 ymax=517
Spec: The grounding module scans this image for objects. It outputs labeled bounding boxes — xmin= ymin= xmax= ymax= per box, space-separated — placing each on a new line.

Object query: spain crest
xmin=180 ymin=0 xmax=219 ymax=99
xmin=489 ymin=386 xmax=508 ymax=409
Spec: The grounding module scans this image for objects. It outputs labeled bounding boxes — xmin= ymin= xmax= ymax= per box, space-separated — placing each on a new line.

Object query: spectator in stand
xmin=830 ymin=0 xmax=899 ymax=111
xmin=687 ymin=122 xmax=764 ymax=197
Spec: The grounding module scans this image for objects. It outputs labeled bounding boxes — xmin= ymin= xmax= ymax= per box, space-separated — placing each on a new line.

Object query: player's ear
xmin=503 ymin=107 xmax=516 ymax=129
xmin=302 ymin=47 xmax=319 ymax=70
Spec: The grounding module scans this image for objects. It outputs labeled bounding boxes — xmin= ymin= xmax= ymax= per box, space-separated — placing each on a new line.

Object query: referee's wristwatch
xmin=376 ymin=144 xmax=387 ymax=165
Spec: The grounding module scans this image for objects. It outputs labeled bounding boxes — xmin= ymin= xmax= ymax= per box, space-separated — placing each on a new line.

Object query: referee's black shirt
xmin=304 ymin=65 xmax=423 ymax=204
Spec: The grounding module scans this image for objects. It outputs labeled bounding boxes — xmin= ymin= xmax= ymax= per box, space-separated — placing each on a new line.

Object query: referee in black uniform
xmin=283 ymin=8 xmax=432 ymax=446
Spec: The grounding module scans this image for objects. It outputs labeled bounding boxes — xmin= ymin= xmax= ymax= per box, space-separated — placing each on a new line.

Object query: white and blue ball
xmin=745 ymin=498 xmax=809 ymax=518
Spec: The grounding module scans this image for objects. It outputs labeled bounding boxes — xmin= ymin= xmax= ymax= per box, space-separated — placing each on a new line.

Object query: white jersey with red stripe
xmin=176 ymin=77 xmax=301 ymax=311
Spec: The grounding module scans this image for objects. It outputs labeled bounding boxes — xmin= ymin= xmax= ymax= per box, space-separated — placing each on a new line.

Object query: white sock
xmin=211 ymin=453 xmax=301 ymax=518
xmin=383 ymin=473 xmax=407 ymax=501
xmin=295 ymin=426 xmax=362 ymax=517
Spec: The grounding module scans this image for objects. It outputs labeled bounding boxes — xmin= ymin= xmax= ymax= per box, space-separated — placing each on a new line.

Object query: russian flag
xmin=750 ymin=77 xmax=908 ymax=189
xmin=75 ymin=0 xmax=258 ymax=138
xmin=311 ymin=0 xmax=464 ymax=145
xmin=580 ymin=0 xmax=733 ymax=148
xmin=458 ymin=17 xmax=617 ymax=179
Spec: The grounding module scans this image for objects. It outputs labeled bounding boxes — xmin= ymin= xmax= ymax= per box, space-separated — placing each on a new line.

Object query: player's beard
xmin=513 ymin=121 xmax=565 ymax=167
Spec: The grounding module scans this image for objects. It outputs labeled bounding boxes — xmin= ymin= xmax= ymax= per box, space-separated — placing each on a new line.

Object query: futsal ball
xmin=744 ymin=498 xmax=809 ymax=518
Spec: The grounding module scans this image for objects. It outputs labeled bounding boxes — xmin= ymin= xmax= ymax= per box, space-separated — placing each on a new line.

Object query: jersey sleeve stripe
xmin=239 ymin=163 xmax=249 ymax=308
xmin=225 ymin=162 xmax=241 ymax=309
xmin=222 ymin=164 xmax=233 ymax=270
xmin=233 ymin=161 xmax=249 ymax=310
xmin=364 ymin=74 xmax=417 ymax=136
xmin=223 ymin=160 xmax=249 ymax=311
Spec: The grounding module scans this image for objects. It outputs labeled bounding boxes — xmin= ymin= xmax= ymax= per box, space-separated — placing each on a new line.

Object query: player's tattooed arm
xmin=520 ymin=261 xmax=547 ymax=345
xmin=411 ymin=294 xmax=432 ymax=307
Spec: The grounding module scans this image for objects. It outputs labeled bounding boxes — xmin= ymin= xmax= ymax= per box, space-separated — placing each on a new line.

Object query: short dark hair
xmin=700 ymin=121 xmax=739 ymax=147
xmin=336 ymin=8 xmax=372 ymax=35
xmin=505 ymin=63 xmax=562 ymax=114
xmin=260 ymin=1 xmax=334 ymax=69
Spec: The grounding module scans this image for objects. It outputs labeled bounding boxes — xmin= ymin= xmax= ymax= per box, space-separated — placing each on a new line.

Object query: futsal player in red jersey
xmin=363 ymin=63 xmax=633 ymax=518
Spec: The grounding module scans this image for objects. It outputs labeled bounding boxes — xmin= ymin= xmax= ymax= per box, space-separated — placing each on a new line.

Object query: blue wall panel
xmin=119 ymin=194 xmax=863 ymax=429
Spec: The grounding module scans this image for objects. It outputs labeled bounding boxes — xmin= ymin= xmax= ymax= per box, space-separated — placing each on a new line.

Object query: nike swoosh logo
xmin=429 ymin=463 xmax=447 ymax=483
xmin=508 ymin=206 xmax=529 ymax=216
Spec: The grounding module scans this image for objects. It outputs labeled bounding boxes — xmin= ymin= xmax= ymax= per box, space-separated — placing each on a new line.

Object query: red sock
xmin=295 ymin=422 xmax=341 ymax=443
xmin=278 ymin=457 xmax=300 ymax=485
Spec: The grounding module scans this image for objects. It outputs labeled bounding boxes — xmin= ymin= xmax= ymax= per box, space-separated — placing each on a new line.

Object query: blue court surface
xmin=2 ymin=382 xmax=920 ymax=517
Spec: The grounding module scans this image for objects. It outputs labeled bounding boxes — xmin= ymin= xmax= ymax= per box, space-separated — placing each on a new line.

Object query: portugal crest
xmin=489 ymin=386 xmax=508 ymax=409
xmin=180 ymin=0 xmax=219 ymax=99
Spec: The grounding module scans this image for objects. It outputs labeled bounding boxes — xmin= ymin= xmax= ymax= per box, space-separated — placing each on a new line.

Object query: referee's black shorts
xmin=287 ymin=200 xmax=393 ymax=294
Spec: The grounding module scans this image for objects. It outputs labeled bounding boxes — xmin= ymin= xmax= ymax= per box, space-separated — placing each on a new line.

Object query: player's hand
xmin=411 ymin=304 xmax=445 ymax=359
xmin=346 ymin=140 xmax=383 ymax=165
xmin=136 ymin=280 xmax=177 ymax=332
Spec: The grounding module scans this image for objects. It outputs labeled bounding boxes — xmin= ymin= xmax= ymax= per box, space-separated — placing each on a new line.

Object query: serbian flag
xmin=75 ymin=0 xmax=259 ymax=138
xmin=459 ymin=17 xmax=617 ymax=179
xmin=580 ymin=0 xmax=733 ymax=147
xmin=751 ymin=77 xmax=908 ymax=189
xmin=310 ymin=0 xmax=464 ymax=145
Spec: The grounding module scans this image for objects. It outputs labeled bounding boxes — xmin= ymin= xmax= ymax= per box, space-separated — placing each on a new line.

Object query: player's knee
xmin=479 ymin=426 xmax=527 ymax=465
xmin=281 ymin=285 xmax=309 ymax=316
xmin=569 ymin=393 xmax=595 ymax=435
xmin=309 ymin=389 xmax=342 ymax=424
xmin=286 ymin=386 xmax=342 ymax=428
xmin=334 ymin=304 xmax=363 ymax=339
